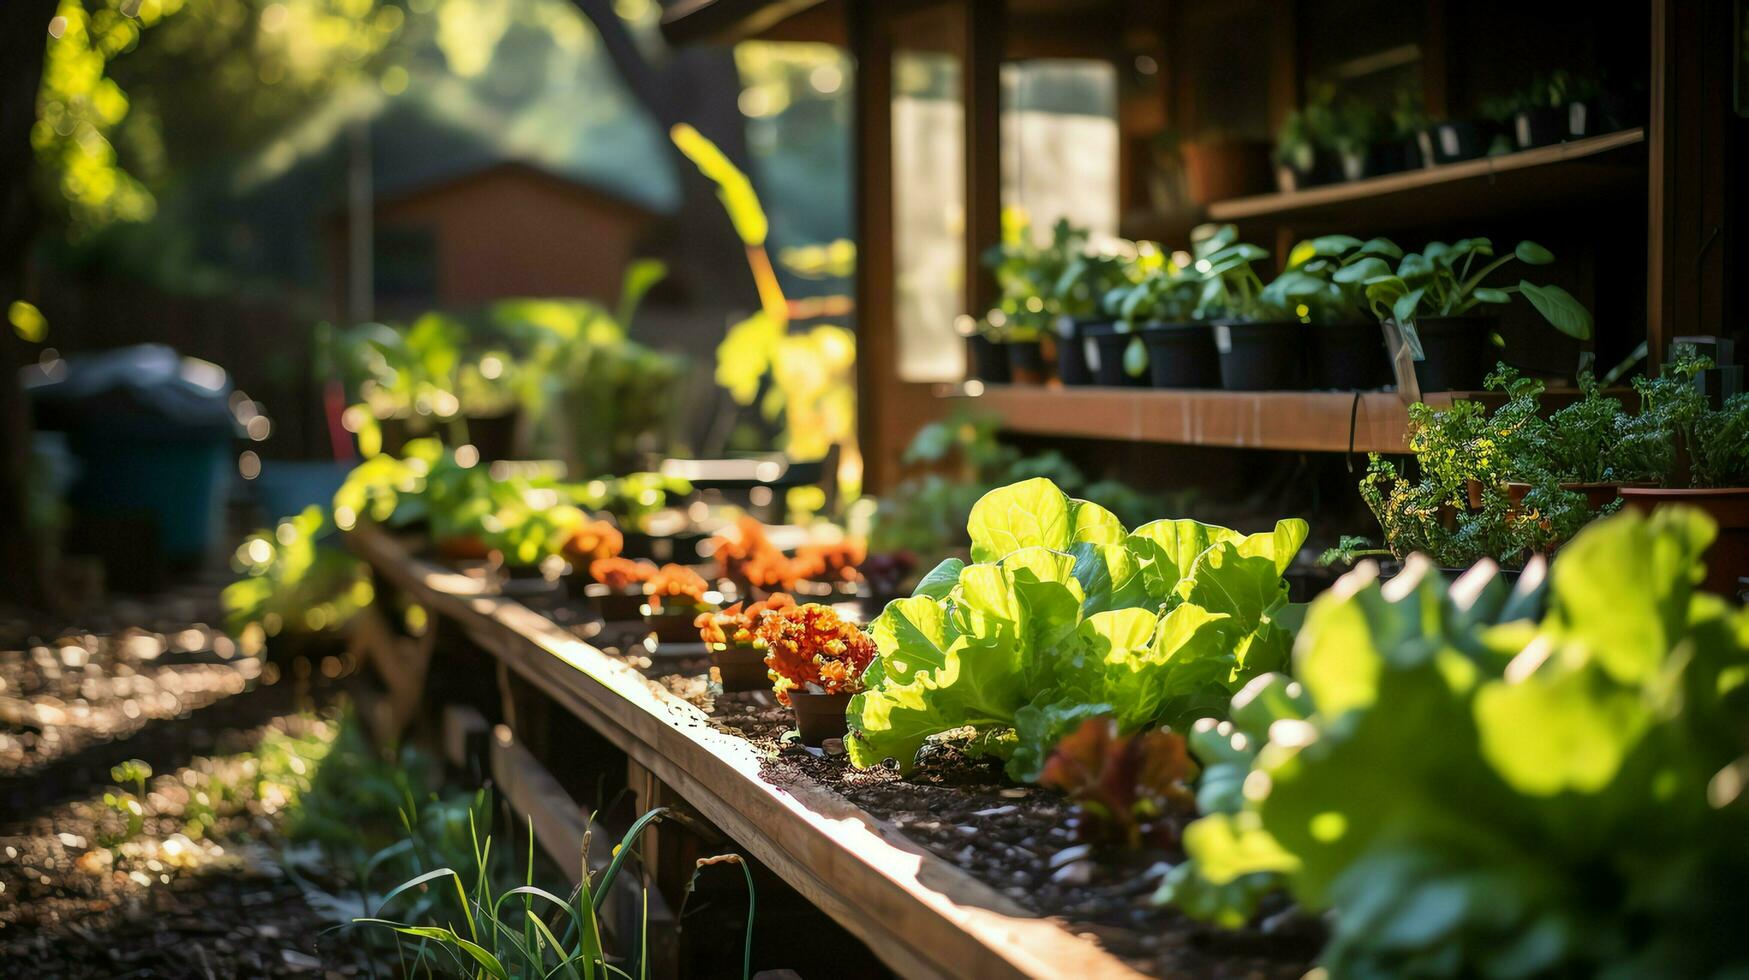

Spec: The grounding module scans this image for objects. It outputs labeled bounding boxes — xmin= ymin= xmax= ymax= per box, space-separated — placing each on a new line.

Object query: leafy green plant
xmin=1355 ymin=238 xmax=1593 ymax=341
xmin=1618 ymin=347 xmax=1749 ymax=488
xmin=224 ymin=505 xmax=375 ymax=642
xmin=848 ymin=477 xmax=1306 ymax=781
xmin=1190 ymin=224 xmax=1283 ymax=323
xmin=982 ymin=214 xmax=1088 ymax=337
xmin=1167 ymin=507 xmax=1749 ymax=978
xmin=1262 ymin=235 xmax=1401 ymax=324
xmin=1104 ymin=259 xmax=1200 ymax=328
xmin=1316 ymin=534 xmax=1392 ymax=568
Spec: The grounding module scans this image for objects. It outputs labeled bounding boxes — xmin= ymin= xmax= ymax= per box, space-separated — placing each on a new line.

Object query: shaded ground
xmin=0 ymin=589 xmax=374 ymax=978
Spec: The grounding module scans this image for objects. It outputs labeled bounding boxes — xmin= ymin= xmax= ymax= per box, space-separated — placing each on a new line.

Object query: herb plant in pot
xmin=1418 ymin=117 xmax=1489 ymax=166
xmin=1262 ymin=235 xmax=1398 ymax=390
xmin=759 ymin=603 xmax=876 ymax=745
xmin=1193 ymin=225 xmax=1299 ymax=390
xmin=1359 ymin=238 xmax=1593 ymax=392
xmin=959 ymin=316 xmax=1011 ymax=384
xmin=696 ymin=592 xmax=796 ymax=692
xmin=1273 ymin=93 xmax=1336 ymax=191
xmin=1616 ymin=349 xmax=1749 ymax=598
xmin=1108 ymin=260 xmax=1216 ymax=388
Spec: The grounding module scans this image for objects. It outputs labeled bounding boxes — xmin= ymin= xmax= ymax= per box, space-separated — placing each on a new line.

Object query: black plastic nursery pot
xmin=1006 ymin=340 xmax=1047 ymax=385
xmin=1513 ymin=107 xmax=1567 ymax=149
xmin=789 ymin=690 xmax=853 ymax=746
xmin=1418 ymin=121 xmax=1488 ymax=165
xmin=1215 ymin=321 xmax=1306 ymax=391
xmin=1083 ymin=323 xmax=1149 ymax=387
xmin=967 ymin=335 xmax=1011 ymax=384
xmin=1054 ymin=317 xmax=1093 ymax=385
xmin=1141 ymin=322 xmax=1221 ymax=389
xmin=710 ymin=644 xmax=770 ymax=693
xmin=1410 ymin=315 xmax=1498 ymax=392
xmin=1366 ymin=139 xmax=1419 ymax=178
xmin=1309 ymin=321 xmax=1393 ymax=390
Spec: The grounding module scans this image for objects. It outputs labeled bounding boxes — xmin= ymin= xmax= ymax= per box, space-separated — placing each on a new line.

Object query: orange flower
xmin=589 ymin=557 xmax=655 ymax=592
xmin=757 ymin=603 xmax=875 ymax=706
xmin=696 ymin=592 xmax=797 ymax=646
xmin=791 ymin=538 xmax=866 ymax=584
xmin=714 ymin=516 xmax=802 ymax=590
xmin=647 ymin=563 xmax=711 ymax=613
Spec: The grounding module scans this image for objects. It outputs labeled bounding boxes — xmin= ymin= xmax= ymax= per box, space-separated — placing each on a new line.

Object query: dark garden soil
xmin=0 ymin=591 xmax=374 ymax=979
xmin=577 ymin=610 xmax=1321 ymax=980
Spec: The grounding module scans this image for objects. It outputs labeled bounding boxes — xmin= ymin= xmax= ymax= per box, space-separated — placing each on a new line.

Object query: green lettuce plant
xmin=847 ymin=477 xmax=1306 ymax=781
xmin=223 ymin=505 xmax=374 ymax=640
xmin=1166 ymin=507 xmax=1749 ymax=977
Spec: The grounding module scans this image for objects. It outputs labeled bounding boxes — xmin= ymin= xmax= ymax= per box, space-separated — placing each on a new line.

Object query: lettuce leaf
xmin=850 ymin=479 xmax=1307 ymax=780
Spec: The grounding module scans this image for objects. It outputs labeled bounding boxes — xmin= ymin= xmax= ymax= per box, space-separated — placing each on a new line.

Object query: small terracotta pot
xmin=788 ymin=691 xmax=853 ymax=746
xmin=711 ymin=644 xmax=769 ymax=693
xmin=1620 ymin=487 xmax=1749 ymax=599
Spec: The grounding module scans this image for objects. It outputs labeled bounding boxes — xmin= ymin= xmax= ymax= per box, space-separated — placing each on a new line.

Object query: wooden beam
xmin=964 ymin=0 xmax=1005 ymax=319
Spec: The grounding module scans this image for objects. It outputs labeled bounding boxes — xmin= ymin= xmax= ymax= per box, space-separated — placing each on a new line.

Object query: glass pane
xmin=1001 ymin=60 xmax=1119 ymax=240
xmin=892 ymin=43 xmax=965 ymax=382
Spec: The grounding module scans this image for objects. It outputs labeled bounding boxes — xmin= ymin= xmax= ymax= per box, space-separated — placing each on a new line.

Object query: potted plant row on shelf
xmin=970 ymin=219 xmax=1592 ymax=394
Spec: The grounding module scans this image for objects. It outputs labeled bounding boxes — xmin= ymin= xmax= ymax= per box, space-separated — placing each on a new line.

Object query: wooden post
xmin=963 ymin=0 xmax=1004 ymax=318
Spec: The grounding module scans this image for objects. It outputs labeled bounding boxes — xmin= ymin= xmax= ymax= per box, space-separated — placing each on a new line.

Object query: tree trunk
xmin=569 ymin=0 xmax=759 ymax=315
xmin=0 ymin=0 xmax=56 ymax=608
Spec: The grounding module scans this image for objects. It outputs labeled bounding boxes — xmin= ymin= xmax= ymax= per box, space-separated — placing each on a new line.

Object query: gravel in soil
xmin=0 ymin=591 xmax=374 ymax=979
xmin=569 ymin=607 xmax=1320 ymax=980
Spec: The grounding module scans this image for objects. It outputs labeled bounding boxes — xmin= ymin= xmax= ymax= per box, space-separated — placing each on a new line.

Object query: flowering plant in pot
xmin=713 ymin=515 xmax=801 ymax=595
xmin=586 ymin=556 xmax=656 ymax=621
xmin=758 ymin=603 xmax=876 ymax=745
xmin=1190 ymin=224 xmax=1296 ymax=390
xmin=1262 ymin=235 xmax=1399 ymax=389
xmin=562 ymin=518 xmax=624 ymax=600
xmin=790 ymin=537 xmax=865 ymax=596
xmin=1615 ymin=348 xmax=1749 ymax=598
xmin=695 ymin=592 xmax=796 ymax=692
xmin=645 ymin=563 xmax=717 ymax=643
xmin=1356 ymin=238 xmax=1593 ymax=391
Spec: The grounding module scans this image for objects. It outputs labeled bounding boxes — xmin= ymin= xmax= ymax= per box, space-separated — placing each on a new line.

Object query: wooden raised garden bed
xmin=344 ymin=522 xmax=1310 ymax=979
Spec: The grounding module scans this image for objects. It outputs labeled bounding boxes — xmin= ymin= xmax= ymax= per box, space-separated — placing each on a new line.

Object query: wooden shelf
xmin=346 ymin=524 xmax=1150 ymax=980
xmin=943 ymin=383 xmax=1456 ymax=453
xmin=1127 ymin=128 xmax=1646 ymax=239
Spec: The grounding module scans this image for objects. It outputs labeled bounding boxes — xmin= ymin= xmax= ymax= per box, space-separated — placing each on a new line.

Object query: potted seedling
xmin=713 ymin=515 xmax=802 ymax=598
xmin=1616 ymin=348 xmax=1749 ymax=597
xmin=696 ymin=592 xmax=796 ymax=692
xmin=1418 ymin=115 xmax=1489 ymax=166
xmin=585 ymin=556 xmax=656 ymax=621
xmin=1357 ymin=238 xmax=1593 ymax=391
xmin=983 ymin=215 xmax=1083 ymax=384
xmin=1273 ymin=94 xmax=1335 ymax=191
xmin=1262 ymin=235 xmax=1398 ymax=389
xmin=644 ymin=563 xmax=717 ymax=643
xmin=1108 ymin=258 xmax=1216 ymax=388
xmin=758 ymin=602 xmax=876 ymax=745
xmin=1495 ymin=71 xmax=1603 ymax=150
xmin=1374 ymin=89 xmax=1428 ymax=175
xmin=1056 ymin=250 xmax=1142 ymax=387
xmin=1191 ymin=225 xmax=1298 ymax=390
xmin=562 ymin=517 xmax=623 ymax=600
